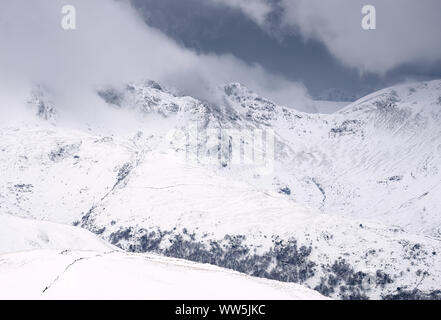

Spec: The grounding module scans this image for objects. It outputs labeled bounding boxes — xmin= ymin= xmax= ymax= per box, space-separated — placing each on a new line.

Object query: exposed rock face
xmin=27 ymin=85 xmax=56 ymax=122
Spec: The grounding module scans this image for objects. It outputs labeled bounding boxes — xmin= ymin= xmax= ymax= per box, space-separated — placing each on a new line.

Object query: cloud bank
xmin=0 ymin=0 xmax=312 ymax=123
xmin=213 ymin=0 xmax=441 ymax=74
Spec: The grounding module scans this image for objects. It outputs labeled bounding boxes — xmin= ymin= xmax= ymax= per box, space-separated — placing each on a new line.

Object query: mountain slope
xmin=0 ymin=214 xmax=113 ymax=254
xmin=1 ymin=79 xmax=441 ymax=299
xmin=269 ymin=80 xmax=441 ymax=236
xmin=0 ymin=250 xmax=327 ymax=300
xmin=0 ymin=214 xmax=325 ymax=300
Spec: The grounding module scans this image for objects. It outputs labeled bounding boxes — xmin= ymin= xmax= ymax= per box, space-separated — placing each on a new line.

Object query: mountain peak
xmin=222 ymin=83 xmax=279 ymax=125
xmin=340 ymin=79 xmax=441 ymax=116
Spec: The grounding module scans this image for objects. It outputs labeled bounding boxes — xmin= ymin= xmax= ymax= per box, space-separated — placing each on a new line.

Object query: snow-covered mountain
xmin=1 ymin=79 xmax=441 ymax=299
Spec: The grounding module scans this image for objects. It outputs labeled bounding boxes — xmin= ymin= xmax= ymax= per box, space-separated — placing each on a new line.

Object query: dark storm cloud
xmin=130 ymin=0 xmax=441 ymax=100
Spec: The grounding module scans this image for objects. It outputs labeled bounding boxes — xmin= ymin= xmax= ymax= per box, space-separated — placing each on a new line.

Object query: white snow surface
xmin=0 ymin=214 xmax=113 ymax=254
xmin=0 ymin=250 xmax=327 ymax=300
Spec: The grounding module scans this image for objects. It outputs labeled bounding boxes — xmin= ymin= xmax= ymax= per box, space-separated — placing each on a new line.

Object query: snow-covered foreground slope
xmin=0 ymin=216 xmax=324 ymax=299
xmin=0 ymin=214 xmax=113 ymax=254
xmin=1 ymin=79 xmax=441 ymax=299
xmin=0 ymin=250 xmax=327 ymax=300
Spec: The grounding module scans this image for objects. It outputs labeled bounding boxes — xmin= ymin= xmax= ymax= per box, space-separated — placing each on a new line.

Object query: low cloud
xmin=0 ymin=0 xmax=312 ymax=123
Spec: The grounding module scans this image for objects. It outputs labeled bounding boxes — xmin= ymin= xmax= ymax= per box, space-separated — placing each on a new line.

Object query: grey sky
xmin=130 ymin=0 xmax=441 ymax=100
